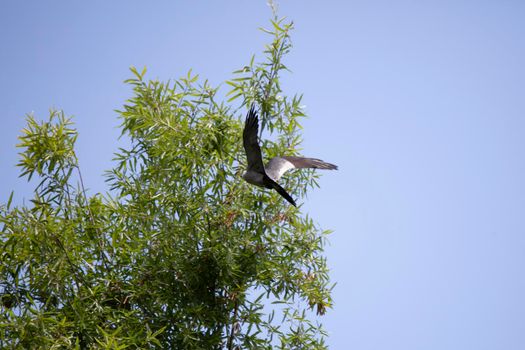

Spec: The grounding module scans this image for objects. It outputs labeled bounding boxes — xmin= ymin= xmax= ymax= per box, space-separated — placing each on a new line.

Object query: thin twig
xmin=227 ymin=297 xmax=240 ymax=350
xmin=76 ymin=164 xmax=111 ymax=270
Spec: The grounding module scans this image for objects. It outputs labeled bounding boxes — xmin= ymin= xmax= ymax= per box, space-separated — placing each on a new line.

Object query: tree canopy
xmin=0 ymin=19 xmax=333 ymax=349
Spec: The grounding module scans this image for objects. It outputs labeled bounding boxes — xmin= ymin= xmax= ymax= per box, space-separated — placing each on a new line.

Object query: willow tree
xmin=0 ymin=19 xmax=333 ymax=349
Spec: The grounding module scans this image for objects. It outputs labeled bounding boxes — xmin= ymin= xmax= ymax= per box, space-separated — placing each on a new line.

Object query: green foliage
xmin=0 ymin=19 xmax=333 ymax=349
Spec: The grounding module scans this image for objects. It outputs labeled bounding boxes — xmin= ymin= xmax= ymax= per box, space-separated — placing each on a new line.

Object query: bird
xmin=242 ymin=105 xmax=337 ymax=206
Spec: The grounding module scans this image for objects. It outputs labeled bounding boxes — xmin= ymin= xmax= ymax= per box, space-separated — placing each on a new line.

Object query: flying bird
xmin=242 ymin=105 xmax=337 ymax=206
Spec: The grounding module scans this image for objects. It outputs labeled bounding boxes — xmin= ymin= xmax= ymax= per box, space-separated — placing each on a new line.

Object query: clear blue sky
xmin=2 ymin=1 xmax=524 ymax=349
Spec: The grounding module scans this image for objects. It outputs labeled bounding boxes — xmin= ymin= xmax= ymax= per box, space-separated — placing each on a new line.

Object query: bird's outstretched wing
xmin=265 ymin=156 xmax=338 ymax=181
xmin=243 ymin=105 xmax=265 ymax=174
xmin=263 ymin=175 xmax=297 ymax=207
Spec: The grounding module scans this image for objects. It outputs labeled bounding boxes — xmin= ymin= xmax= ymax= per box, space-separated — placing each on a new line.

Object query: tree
xmin=0 ymin=19 xmax=333 ymax=349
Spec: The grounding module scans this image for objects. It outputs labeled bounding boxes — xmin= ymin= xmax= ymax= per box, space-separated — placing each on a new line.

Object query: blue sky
xmin=1 ymin=1 xmax=525 ymax=348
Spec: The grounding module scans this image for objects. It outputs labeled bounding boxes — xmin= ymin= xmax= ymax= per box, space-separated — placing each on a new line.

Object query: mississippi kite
xmin=242 ymin=105 xmax=337 ymax=206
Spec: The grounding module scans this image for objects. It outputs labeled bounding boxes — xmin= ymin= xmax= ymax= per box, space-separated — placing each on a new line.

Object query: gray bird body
xmin=242 ymin=105 xmax=337 ymax=206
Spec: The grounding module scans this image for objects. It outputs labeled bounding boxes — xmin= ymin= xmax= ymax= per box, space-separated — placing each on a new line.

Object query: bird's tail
xmin=264 ymin=175 xmax=296 ymax=207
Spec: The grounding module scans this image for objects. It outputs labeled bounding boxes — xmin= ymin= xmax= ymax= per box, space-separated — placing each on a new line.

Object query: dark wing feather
xmin=243 ymin=105 xmax=266 ymax=174
xmin=263 ymin=175 xmax=297 ymax=207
